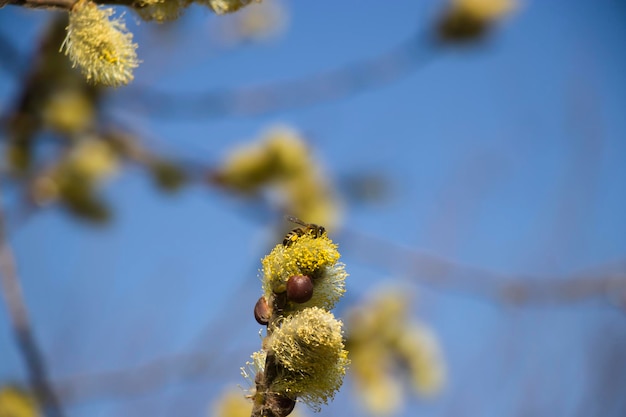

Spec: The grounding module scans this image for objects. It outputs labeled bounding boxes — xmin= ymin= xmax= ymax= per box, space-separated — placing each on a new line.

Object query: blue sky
xmin=1 ymin=1 xmax=626 ymax=417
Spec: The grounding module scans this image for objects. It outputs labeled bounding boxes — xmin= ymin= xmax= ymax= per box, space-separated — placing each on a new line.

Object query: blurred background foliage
xmin=1 ymin=1 xmax=625 ymax=417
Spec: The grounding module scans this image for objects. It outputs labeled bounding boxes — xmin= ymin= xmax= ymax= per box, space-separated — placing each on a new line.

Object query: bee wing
xmin=285 ymin=215 xmax=308 ymax=227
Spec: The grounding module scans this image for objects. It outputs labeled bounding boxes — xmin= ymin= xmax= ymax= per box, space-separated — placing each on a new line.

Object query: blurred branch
xmin=0 ymin=194 xmax=65 ymax=417
xmin=2 ymin=0 xmax=76 ymax=9
xmin=51 ymin=262 xmax=263 ymax=405
xmin=115 ymin=29 xmax=440 ymax=119
xmin=52 ymin=349 xmax=233 ymax=404
xmin=339 ymin=228 xmax=626 ymax=307
xmin=52 ymin=259 xmax=260 ymax=405
xmin=0 ymin=30 xmax=27 ymax=76
xmin=43 ymin=223 xmax=626 ymax=405
xmin=2 ymin=0 xmax=133 ymax=10
xmin=5 ymin=113 xmax=624 ymax=308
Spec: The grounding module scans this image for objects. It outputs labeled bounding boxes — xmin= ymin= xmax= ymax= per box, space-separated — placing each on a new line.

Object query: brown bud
xmin=437 ymin=10 xmax=487 ymax=42
xmin=266 ymin=392 xmax=296 ymax=417
xmin=254 ymin=296 xmax=271 ymax=325
xmin=286 ymin=275 xmax=313 ymax=303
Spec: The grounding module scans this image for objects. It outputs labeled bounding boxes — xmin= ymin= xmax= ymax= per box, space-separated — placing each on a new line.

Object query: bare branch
xmin=2 ymin=0 xmax=134 ymax=10
xmin=0 ymin=29 xmax=27 ymax=76
xmin=0 ymin=192 xmax=65 ymax=417
xmin=339 ymin=228 xmax=626 ymax=307
xmin=52 ymin=349 xmax=232 ymax=404
xmin=2 ymin=0 xmax=77 ymax=10
xmin=114 ymin=30 xmax=440 ymax=120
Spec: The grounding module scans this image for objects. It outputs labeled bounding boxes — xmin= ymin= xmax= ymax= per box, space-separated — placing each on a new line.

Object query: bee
xmin=282 ymin=216 xmax=326 ymax=247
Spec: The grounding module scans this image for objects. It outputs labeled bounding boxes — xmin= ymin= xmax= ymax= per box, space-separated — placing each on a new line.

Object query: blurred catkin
xmin=0 ymin=387 xmax=39 ymax=417
xmin=346 ymin=289 xmax=446 ymax=416
xmin=438 ymin=0 xmax=517 ymax=41
xmin=202 ymin=0 xmax=258 ymax=14
xmin=214 ymin=126 xmax=340 ymax=230
xmin=133 ymin=0 xmax=190 ymax=22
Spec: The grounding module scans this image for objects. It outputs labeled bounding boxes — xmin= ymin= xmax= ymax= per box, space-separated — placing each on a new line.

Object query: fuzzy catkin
xmin=262 ymin=234 xmax=346 ymax=312
xmin=63 ymin=0 xmax=139 ymax=86
xmin=269 ymin=307 xmax=349 ymax=409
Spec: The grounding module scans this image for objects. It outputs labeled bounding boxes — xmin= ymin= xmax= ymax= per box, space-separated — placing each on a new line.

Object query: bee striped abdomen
xmin=283 ymin=229 xmax=305 ymax=246
xmin=282 ymin=216 xmax=327 ymax=247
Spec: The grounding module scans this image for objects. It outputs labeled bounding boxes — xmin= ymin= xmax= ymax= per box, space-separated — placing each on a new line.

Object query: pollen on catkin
xmin=240 ymin=349 xmax=266 ymax=388
xmin=63 ymin=0 xmax=139 ymax=87
xmin=261 ymin=234 xmax=346 ymax=311
xmin=269 ymin=307 xmax=349 ymax=409
xmin=248 ymin=218 xmax=348 ymax=416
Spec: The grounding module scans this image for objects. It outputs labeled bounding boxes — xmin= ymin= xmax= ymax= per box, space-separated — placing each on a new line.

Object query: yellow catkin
xmin=350 ymin=348 xmax=403 ymax=416
xmin=261 ymin=234 xmax=346 ymax=311
xmin=248 ymin=215 xmax=348 ymax=415
xmin=454 ymin=0 xmax=516 ymax=21
xmin=63 ymin=0 xmax=139 ymax=86
xmin=224 ymin=0 xmax=287 ymax=43
xmin=269 ymin=307 xmax=349 ymax=409
xmin=64 ymin=138 xmax=118 ymax=183
xmin=240 ymin=350 xmax=266 ymax=388
xmin=42 ymin=90 xmax=94 ymax=134
xmin=0 ymin=387 xmax=39 ymax=417
xmin=347 ymin=290 xmax=446 ymax=415
xmin=210 ymin=389 xmax=251 ymax=417
xmin=397 ymin=324 xmax=446 ymax=396
xmin=215 ymin=126 xmax=340 ymax=230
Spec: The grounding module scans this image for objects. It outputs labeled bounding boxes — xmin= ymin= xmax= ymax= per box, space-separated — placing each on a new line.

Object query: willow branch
xmin=340 ymin=228 xmax=626 ymax=307
xmin=94 ymin=121 xmax=626 ymax=309
xmin=0 ymin=194 xmax=65 ymax=417
xmin=52 ymin=349 xmax=234 ymax=404
xmin=41 ymin=225 xmax=625 ymax=406
xmin=2 ymin=0 xmax=134 ymax=10
xmin=114 ymin=30 xmax=440 ymax=120
xmin=0 ymin=30 xmax=27 ymax=76
xmin=2 ymin=0 xmax=75 ymax=9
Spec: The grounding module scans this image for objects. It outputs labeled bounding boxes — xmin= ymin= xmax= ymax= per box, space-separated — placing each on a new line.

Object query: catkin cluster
xmin=214 ymin=126 xmax=340 ymax=230
xmin=245 ymin=220 xmax=349 ymax=417
xmin=346 ymin=289 xmax=446 ymax=416
xmin=62 ymin=0 xmax=262 ymax=86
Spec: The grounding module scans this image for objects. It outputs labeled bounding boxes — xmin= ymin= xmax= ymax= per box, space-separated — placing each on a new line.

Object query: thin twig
xmin=0 ymin=194 xmax=65 ymax=417
xmin=114 ymin=30 xmax=441 ymax=120
xmin=0 ymin=30 xmax=27 ymax=76
xmin=52 ymin=349 xmax=233 ymax=404
xmin=2 ymin=0 xmax=133 ymax=10
xmin=339 ymin=228 xmax=626 ymax=307
xmin=39 ymin=226 xmax=625 ymax=406
xmin=2 ymin=0 xmax=76 ymax=10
